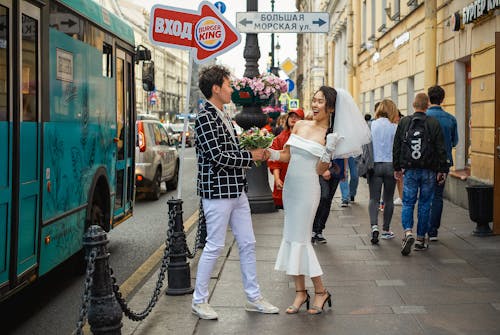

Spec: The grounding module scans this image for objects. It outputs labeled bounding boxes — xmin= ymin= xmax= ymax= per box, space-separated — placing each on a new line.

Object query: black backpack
xmin=401 ymin=114 xmax=432 ymax=169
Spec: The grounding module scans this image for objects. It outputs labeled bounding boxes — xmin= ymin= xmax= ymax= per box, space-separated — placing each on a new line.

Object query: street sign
xmin=214 ymin=1 xmax=226 ymax=14
xmin=236 ymin=12 xmax=329 ymax=33
xmin=289 ymin=99 xmax=299 ymax=109
xmin=285 ymin=79 xmax=295 ymax=92
xmin=149 ymin=1 xmax=241 ymax=63
xmin=281 ymin=57 xmax=297 ymax=75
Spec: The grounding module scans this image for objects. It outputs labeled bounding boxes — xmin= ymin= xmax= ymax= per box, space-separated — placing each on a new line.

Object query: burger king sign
xmin=149 ymin=1 xmax=241 ymax=63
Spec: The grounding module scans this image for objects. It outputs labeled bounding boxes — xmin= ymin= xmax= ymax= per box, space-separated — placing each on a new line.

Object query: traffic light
xmin=142 ymin=61 xmax=155 ymax=92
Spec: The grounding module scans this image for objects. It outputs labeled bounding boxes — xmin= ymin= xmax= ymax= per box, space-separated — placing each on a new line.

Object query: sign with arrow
xmin=149 ymin=1 xmax=241 ymax=63
xmin=236 ymin=12 xmax=329 ymax=33
xmin=49 ymin=13 xmax=80 ymax=35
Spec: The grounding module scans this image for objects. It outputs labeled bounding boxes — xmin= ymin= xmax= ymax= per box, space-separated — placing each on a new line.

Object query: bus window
xmin=21 ymin=14 xmax=37 ymax=122
xmin=103 ymin=42 xmax=112 ymax=78
xmin=49 ymin=2 xmax=84 ymax=41
xmin=0 ymin=5 xmax=7 ymax=121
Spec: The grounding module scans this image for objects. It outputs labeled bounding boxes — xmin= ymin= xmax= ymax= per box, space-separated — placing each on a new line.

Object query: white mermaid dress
xmin=274 ymin=134 xmax=325 ymax=277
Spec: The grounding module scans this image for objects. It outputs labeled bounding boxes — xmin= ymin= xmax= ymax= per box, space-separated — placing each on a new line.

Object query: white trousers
xmin=192 ymin=192 xmax=261 ymax=304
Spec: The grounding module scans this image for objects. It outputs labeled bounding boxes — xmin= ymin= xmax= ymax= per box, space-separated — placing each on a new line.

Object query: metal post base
xmin=166 ymin=199 xmax=194 ymax=296
xmin=246 ymin=162 xmax=276 ymax=214
xmin=473 ymin=222 xmax=493 ymax=237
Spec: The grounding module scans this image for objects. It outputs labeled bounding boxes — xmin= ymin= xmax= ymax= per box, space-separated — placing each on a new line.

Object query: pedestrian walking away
xmin=426 ymin=85 xmax=458 ymax=241
xmin=393 ymin=92 xmax=448 ymax=256
xmin=192 ymin=65 xmax=278 ymax=320
xmin=366 ymin=99 xmax=398 ymax=244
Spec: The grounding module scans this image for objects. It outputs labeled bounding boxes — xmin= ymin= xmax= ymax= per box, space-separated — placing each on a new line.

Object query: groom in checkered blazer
xmin=191 ymin=65 xmax=279 ymax=320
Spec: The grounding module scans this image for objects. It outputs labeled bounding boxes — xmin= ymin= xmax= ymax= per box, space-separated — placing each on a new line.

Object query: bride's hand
xmin=326 ymin=132 xmax=344 ymax=152
xmin=267 ymin=148 xmax=280 ymax=161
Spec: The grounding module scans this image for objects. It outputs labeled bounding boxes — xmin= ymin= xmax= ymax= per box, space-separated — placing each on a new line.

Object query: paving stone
xmin=392 ymin=305 xmax=427 ymax=314
xmin=376 ymin=279 xmax=406 ymax=286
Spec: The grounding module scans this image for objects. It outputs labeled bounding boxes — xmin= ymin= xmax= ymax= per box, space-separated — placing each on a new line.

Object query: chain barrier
xmin=74 ymin=249 xmax=97 ymax=335
xmin=74 ymin=199 xmax=206 ymax=327
xmin=110 ymin=219 xmax=173 ymax=321
xmin=186 ymin=200 xmax=206 ymax=259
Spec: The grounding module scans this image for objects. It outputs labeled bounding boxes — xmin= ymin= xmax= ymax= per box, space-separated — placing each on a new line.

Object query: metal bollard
xmin=83 ymin=225 xmax=123 ymax=335
xmin=166 ymin=198 xmax=194 ymax=295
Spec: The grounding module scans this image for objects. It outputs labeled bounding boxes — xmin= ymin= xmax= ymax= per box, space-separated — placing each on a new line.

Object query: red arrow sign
xmin=149 ymin=1 xmax=241 ymax=63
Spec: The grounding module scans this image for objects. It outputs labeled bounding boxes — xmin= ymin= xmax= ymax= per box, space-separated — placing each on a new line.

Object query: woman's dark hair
xmin=198 ymin=65 xmax=231 ymax=99
xmin=315 ymin=86 xmax=337 ymax=136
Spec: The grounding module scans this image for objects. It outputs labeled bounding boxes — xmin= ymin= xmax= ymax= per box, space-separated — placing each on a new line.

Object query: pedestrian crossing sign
xmin=288 ymin=99 xmax=299 ymax=110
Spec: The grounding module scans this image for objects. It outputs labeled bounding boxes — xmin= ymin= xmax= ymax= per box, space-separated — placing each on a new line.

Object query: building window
xmin=391 ymin=81 xmax=398 ymax=109
xmin=370 ymin=0 xmax=376 ymax=40
xmin=406 ymin=76 xmax=414 ymax=116
xmin=362 ymin=1 xmax=367 ymax=47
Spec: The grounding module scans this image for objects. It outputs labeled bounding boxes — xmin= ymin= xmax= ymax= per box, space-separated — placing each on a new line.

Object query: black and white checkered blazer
xmin=195 ymin=102 xmax=253 ymax=199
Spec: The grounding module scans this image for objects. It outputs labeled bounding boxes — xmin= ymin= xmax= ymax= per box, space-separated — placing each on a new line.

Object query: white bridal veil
xmin=332 ymin=88 xmax=371 ymax=158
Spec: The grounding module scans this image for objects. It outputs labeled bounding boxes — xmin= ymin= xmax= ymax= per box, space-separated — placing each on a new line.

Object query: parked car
xmin=135 ymin=115 xmax=179 ymax=200
xmin=168 ymin=123 xmax=195 ymax=147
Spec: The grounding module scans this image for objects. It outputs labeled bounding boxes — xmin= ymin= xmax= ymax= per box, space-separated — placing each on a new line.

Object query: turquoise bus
xmin=0 ymin=0 xmax=150 ymax=300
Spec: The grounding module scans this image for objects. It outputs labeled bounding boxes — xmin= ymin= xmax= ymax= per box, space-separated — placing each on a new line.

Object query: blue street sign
xmin=214 ymin=1 xmax=226 ymax=14
xmin=285 ymin=79 xmax=295 ymax=92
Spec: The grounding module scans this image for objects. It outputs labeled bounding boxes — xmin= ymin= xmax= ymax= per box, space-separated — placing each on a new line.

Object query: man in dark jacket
xmin=393 ymin=92 xmax=447 ymax=256
xmin=426 ymin=85 xmax=458 ymax=241
xmin=192 ymin=65 xmax=279 ymax=319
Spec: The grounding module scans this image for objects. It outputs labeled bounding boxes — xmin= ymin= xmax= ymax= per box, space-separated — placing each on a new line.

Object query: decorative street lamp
xmin=234 ymin=0 xmax=276 ymax=213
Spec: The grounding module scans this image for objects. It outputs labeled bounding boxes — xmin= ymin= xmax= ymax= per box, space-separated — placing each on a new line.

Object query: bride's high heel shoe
xmin=286 ymin=290 xmax=310 ymax=314
xmin=307 ymin=289 xmax=332 ymax=315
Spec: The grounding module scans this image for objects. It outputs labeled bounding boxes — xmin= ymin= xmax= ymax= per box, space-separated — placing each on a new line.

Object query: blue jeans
xmin=340 ymin=157 xmax=359 ymax=201
xmin=429 ymin=180 xmax=445 ymax=237
xmin=401 ymin=169 xmax=436 ymax=239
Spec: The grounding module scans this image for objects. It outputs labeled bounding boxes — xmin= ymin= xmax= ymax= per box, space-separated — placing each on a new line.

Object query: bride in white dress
xmin=267 ymin=86 xmax=340 ymax=315
xmin=268 ymin=87 xmax=371 ymax=315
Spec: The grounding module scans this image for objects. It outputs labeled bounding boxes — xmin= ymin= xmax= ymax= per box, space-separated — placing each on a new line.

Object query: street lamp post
xmin=234 ymin=0 xmax=276 ymax=213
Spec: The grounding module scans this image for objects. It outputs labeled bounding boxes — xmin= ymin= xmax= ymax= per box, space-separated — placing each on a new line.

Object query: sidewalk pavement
xmin=122 ymin=181 xmax=500 ymax=335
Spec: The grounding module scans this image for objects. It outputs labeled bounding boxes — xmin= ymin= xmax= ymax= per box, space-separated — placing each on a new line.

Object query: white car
xmin=135 ymin=115 xmax=179 ymax=200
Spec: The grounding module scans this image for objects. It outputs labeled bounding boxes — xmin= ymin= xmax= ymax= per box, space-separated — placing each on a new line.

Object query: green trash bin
xmin=466 ymin=184 xmax=493 ymax=236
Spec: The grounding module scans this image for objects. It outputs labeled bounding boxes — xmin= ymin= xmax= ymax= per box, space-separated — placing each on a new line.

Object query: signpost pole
xmin=176 ymin=56 xmax=193 ymax=200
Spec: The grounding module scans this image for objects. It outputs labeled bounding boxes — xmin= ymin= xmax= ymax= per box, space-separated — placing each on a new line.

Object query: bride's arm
xmin=267 ymin=144 xmax=291 ymax=162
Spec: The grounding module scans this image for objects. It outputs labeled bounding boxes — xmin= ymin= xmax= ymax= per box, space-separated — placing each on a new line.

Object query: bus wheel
xmin=90 ymin=202 xmax=105 ymax=226
xmin=148 ymin=169 xmax=162 ymax=201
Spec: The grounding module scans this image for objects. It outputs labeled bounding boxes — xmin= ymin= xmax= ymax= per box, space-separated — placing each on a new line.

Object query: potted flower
xmin=232 ymin=73 xmax=288 ymax=107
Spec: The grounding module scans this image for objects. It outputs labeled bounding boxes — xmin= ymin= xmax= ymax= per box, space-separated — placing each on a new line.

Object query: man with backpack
xmin=393 ymin=92 xmax=448 ymax=256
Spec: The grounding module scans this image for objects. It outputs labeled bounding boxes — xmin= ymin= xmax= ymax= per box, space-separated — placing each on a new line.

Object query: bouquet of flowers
xmin=239 ymin=126 xmax=275 ymax=166
xmin=232 ymin=73 xmax=288 ymax=106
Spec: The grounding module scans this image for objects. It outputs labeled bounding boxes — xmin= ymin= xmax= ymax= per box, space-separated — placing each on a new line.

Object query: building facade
xmin=298 ymin=0 xmax=500 ymax=232
xmin=100 ymin=0 xmax=193 ymax=122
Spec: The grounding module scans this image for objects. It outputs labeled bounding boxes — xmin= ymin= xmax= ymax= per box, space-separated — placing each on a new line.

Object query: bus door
xmin=0 ymin=0 xmax=12 ymax=289
xmin=16 ymin=1 xmax=41 ymax=278
xmin=113 ymin=48 xmax=134 ymax=220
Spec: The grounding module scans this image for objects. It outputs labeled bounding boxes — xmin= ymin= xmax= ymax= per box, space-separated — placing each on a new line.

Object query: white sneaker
xmin=394 ymin=197 xmax=402 ymax=206
xmin=192 ymin=302 xmax=218 ymax=320
xmin=245 ymin=297 xmax=279 ymax=314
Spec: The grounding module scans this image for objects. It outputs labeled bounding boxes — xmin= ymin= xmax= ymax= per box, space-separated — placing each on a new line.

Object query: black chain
xmin=109 ymin=210 xmax=175 ymax=321
xmin=186 ymin=200 xmax=206 ymax=259
xmin=75 ymin=249 xmax=97 ymax=335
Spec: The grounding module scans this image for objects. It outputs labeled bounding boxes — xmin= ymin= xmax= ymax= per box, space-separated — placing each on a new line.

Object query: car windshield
xmin=169 ymin=124 xmax=192 ymax=133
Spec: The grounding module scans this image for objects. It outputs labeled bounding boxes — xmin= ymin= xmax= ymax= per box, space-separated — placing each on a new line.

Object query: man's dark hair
xmin=364 ymin=113 xmax=372 ymax=121
xmin=428 ymin=85 xmax=445 ymax=105
xmin=198 ymin=65 xmax=231 ymax=99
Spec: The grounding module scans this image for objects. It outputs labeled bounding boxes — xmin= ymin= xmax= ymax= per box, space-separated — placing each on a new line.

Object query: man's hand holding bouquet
xmin=239 ymin=127 xmax=275 ymax=167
